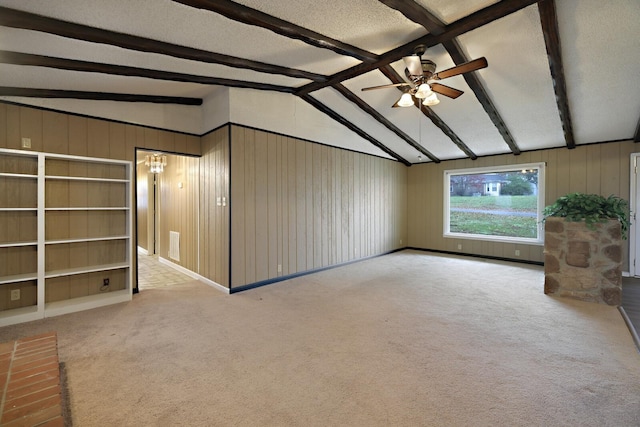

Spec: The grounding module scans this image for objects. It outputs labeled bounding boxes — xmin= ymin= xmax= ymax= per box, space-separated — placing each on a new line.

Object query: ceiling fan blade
xmin=403 ymin=55 xmax=423 ymax=77
xmin=430 ymin=83 xmax=464 ymax=99
xmin=433 ymin=57 xmax=488 ymax=80
xmin=361 ymin=82 xmax=411 ymax=92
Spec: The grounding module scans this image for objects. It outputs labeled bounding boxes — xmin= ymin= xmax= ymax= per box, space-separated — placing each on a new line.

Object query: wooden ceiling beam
xmin=300 ymin=94 xmax=411 ymax=166
xmin=296 ymin=0 xmax=539 ymax=95
xmin=419 ymin=102 xmax=477 ymax=160
xmin=380 ymin=65 xmax=477 ymax=160
xmin=442 ymin=40 xmax=521 ymax=155
xmin=0 ymin=50 xmax=295 ymax=93
xmin=0 ymin=6 xmax=325 ymax=83
xmin=538 ymin=0 xmax=575 ymax=149
xmin=378 ymin=0 xmax=445 ymax=35
xmin=334 ymin=84 xmax=440 ymax=163
xmin=172 ymin=0 xmax=378 ymax=63
xmin=0 ymin=87 xmax=203 ymax=105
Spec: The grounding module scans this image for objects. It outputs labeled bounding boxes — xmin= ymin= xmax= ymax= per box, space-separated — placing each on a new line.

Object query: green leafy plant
xmin=543 ymin=193 xmax=631 ymax=239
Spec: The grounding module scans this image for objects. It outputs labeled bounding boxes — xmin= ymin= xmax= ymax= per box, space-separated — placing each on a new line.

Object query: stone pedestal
xmin=544 ymin=217 xmax=622 ymax=305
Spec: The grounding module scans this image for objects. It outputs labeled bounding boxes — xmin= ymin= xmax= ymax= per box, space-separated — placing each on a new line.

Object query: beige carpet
xmin=0 ymin=250 xmax=638 ymax=426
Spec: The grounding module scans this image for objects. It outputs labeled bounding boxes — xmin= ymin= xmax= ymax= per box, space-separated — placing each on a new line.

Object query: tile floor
xmin=137 ymin=254 xmax=193 ymax=290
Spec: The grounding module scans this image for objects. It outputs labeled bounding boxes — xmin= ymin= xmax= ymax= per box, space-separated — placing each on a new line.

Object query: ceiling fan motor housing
xmin=421 ymin=60 xmax=436 ymax=79
xmin=404 ymin=59 xmax=436 ymax=82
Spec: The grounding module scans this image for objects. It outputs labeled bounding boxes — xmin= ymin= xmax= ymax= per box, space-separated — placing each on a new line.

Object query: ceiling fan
xmin=361 ymin=45 xmax=487 ymax=108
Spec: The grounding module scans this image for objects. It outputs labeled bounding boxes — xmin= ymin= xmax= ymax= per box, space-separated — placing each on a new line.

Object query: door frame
xmin=629 ymin=153 xmax=639 ymax=277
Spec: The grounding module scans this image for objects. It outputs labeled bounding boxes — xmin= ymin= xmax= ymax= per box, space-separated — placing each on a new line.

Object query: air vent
xmin=169 ymin=231 xmax=180 ymax=261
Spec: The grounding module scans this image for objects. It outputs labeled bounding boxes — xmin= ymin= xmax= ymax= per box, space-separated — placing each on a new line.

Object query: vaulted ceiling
xmin=0 ymin=0 xmax=638 ymax=165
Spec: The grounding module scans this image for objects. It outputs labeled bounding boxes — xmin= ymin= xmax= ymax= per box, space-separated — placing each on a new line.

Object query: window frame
xmin=443 ymin=162 xmax=546 ymax=245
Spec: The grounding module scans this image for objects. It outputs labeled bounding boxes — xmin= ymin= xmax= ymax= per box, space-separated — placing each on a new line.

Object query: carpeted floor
xmin=0 ymin=250 xmax=638 ymax=426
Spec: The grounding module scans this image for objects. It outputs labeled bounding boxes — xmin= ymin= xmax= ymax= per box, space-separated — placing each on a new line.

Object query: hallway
xmin=137 ymin=254 xmax=194 ymax=289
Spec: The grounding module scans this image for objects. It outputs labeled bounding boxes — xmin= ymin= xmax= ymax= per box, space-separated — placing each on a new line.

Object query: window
xmin=444 ymin=163 xmax=545 ymax=245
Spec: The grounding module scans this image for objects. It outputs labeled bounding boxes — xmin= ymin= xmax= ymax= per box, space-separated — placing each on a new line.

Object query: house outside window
xmin=444 ymin=163 xmax=545 ymax=245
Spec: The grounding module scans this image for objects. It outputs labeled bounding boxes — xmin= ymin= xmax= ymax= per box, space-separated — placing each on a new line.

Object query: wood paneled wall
xmin=0 ymin=102 xmax=201 ymax=296
xmin=229 ymin=125 xmax=407 ymax=289
xmin=158 ymin=154 xmax=200 ymax=272
xmin=199 ymin=127 xmax=230 ymax=288
xmin=407 ymin=141 xmax=638 ymax=267
xmin=0 ymin=103 xmax=201 ymax=163
xmin=7 ymin=101 xmax=636 ymax=295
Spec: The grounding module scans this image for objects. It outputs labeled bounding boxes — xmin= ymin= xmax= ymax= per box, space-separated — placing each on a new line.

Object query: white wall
xmin=227 ymin=88 xmax=389 ymax=158
xmin=200 ymin=88 xmax=230 ymax=134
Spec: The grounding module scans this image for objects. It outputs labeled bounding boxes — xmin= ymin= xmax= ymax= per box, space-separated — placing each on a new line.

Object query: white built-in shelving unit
xmin=0 ymin=148 xmax=132 ymax=326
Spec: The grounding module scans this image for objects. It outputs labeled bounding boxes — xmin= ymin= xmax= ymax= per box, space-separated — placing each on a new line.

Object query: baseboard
xmin=405 ymin=247 xmax=545 ymax=266
xmin=137 ymin=246 xmax=148 ymax=256
xmin=230 ymin=247 xmax=405 ymax=294
xmin=158 ymin=257 xmax=230 ymax=294
xmin=403 ymin=247 xmax=633 ymax=275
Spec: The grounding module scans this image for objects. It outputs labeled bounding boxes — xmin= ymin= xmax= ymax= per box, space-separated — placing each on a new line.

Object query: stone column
xmin=544 ymin=217 xmax=622 ymax=305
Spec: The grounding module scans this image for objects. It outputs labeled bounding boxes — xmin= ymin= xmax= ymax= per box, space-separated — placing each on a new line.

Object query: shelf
xmin=45 ymin=152 xmax=130 ymax=165
xmin=0 ymin=305 xmax=38 ymax=317
xmin=0 ymin=173 xmax=37 ymax=179
xmin=45 ymin=289 xmax=130 ymax=318
xmin=45 ymin=262 xmax=129 ymax=279
xmin=0 ymin=273 xmax=38 ymax=285
xmin=45 ymin=207 xmax=129 ymax=211
xmin=0 ymin=306 xmax=40 ymax=327
xmin=45 ymin=175 xmax=129 ymax=183
xmin=0 ymin=241 xmax=38 ymax=248
xmin=46 ymin=235 xmax=129 ymax=245
xmin=0 ymin=148 xmax=132 ymax=325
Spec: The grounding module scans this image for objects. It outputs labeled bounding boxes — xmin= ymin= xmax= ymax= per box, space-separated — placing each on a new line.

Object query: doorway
xmin=622 ymin=153 xmax=640 ymax=346
xmin=136 ymin=152 xmax=158 ymax=257
xmin=134 ymin=149 xmax=198 ymax=291
xmin=630 ymin=153 xmax=640 ymax=277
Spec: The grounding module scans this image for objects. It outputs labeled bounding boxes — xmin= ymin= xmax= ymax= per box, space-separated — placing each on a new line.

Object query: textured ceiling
xmin=0 ymin=0 xmax=638 ymax=164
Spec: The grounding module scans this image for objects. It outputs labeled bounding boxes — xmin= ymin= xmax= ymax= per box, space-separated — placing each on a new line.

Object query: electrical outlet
xmin=103 ymin=278 xmax=110 ymax=286
xmin=457 ymin=244 xmax=462 ymax=250
xmin=277 ymin=264 xmax=282 ymax=273
xmin=400 ymin=239 xmax=403 ymax=245
xmin=515 ymin=249 xmax=521 ymax=256
xmin=21 ymin=137 xmax=31 ymax=148
xmin=10 ymin=289 xmax=20 ymax=301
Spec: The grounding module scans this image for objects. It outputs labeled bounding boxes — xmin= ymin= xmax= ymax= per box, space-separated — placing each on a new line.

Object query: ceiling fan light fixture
xmin=397 ymin=92 xmax=415 ymax=107
xmin=422 ymin=93 xmax=440 ymax=106
xmin=414 ymin=83 xmax=432 ymax=99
